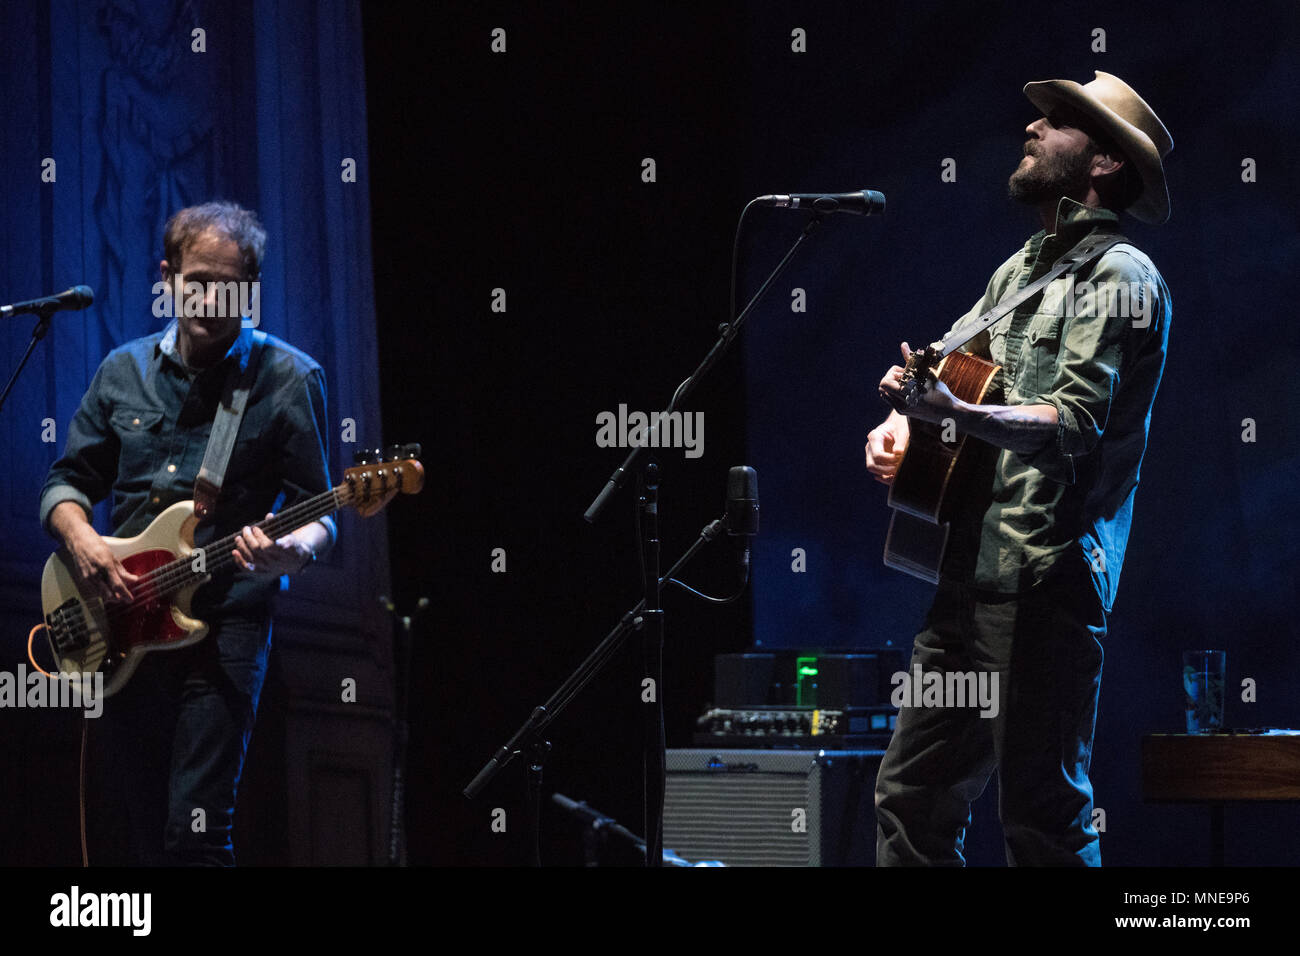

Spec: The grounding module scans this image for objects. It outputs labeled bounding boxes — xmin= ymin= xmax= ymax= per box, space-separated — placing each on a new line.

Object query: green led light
xmin=795 ymin=656 xmax=819 ymax=708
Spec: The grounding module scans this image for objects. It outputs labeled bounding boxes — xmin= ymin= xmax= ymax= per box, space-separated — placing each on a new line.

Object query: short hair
xmin=163 ymin=201 xmax=267 ymax=279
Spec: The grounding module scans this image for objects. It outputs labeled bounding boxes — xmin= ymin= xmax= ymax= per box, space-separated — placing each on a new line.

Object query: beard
xmin=1008 ymin=142 xmax=1093 ymax=206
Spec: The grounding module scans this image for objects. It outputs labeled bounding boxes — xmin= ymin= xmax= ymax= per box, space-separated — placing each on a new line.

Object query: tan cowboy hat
xmin=1023 ymin=71 xmax=1173 ymax=224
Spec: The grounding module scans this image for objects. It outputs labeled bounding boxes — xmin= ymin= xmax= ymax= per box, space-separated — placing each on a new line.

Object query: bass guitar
xmin=38 ymin=444 xmax=424 ymax=697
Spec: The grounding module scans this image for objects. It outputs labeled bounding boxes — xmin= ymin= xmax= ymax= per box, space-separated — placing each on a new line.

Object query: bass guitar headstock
xmin=345 ymin=443 xmax=425 ymax=517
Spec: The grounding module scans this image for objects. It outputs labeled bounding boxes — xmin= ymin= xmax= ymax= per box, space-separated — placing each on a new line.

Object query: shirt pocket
xmin=1017 ymin=312 xmax=1063 ymax=399
xmin=109 ymin=406 xmax=165 ymax=479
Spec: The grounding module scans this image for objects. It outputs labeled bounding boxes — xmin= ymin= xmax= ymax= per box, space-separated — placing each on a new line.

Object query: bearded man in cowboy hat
xmin=865 ymin=72 xmax=1173 ymax=866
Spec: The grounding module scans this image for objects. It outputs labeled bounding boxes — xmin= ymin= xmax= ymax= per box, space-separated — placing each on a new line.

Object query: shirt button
xmin=132 ymin=417 xmax=140 ymax=425
xmin=152 ymin=496 xmax=160 ymax=503
xmin=167 ymin=463 xmax=176 ymax=473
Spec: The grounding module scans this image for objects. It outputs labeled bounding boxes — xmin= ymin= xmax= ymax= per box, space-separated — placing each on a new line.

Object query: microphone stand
xmin=639 ymin=461 xmax=665 ymax=866
xmin=583 ymin=210 xmax=828 ymax=523
xmin=462 ymin=511 xmax=735 ymax=865
xmin=466 ymin=206 xmax=832 ymax=865
xmin=0 ymin=306 xmax=58 ymax=417
xmin=379 ymin=595 xmax=429 ymax=866
xmin=580 ymin=209 xmax=829 ymax=865
xmin=551 ymin=792 xmax=698 ymax=867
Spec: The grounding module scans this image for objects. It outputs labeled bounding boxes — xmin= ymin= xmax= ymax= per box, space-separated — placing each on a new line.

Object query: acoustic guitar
xmin=882 ymin=349 xmax=999 ymax=583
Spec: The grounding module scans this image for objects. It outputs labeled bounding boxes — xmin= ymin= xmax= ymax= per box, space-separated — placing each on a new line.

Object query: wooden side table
xmin=1141 ymin=732 xmax=1300 ymax=865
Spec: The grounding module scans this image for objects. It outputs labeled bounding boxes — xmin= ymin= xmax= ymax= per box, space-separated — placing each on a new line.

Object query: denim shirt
xmin=939 ymin=198 xmax=1172 ymax=611
xmin=39 ymin=320 xmax=337 ymax=616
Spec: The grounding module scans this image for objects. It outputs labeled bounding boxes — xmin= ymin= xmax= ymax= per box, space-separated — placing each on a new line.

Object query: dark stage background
xmin=2 ymin=0 xmax=1298 ymax=871
xmin=372 ymin=0 xmax=1300 ymax=868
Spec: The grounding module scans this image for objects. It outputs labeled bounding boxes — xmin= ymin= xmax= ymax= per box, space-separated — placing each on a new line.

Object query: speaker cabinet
xmin=663 ymin=749 xmax=883 ymax=866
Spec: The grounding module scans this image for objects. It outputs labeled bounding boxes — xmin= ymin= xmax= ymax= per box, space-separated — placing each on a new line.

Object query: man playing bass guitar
xmin=40 ymin=201 xmax=335 ymax=865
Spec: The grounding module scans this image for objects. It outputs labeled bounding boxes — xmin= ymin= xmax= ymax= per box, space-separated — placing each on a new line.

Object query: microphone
xmin=723 ymin=466 xmax=759 ymax=579
xmin=1 ymin=285 xmax=95 ymax=319
xmin=756 ymin=190 xmax=885 ymax=216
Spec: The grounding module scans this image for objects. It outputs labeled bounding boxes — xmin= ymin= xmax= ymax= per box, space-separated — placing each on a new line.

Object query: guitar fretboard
xmin=120 ymin=482 xmax=354 ymax=609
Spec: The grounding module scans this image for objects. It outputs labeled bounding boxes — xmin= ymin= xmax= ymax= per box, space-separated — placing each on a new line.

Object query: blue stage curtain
xmin=0 ymin=0 xmax=387 ymax=679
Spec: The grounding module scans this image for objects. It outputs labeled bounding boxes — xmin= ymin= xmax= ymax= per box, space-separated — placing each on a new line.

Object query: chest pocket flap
xmin=110 ymin=407 xmax=164 ymax=432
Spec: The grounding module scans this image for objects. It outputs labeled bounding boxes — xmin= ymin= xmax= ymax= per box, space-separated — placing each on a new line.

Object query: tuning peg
xmin=384 ymin=444 xmax=406 ymax=462
xmin=353 ymin=448 xmax=380 ymax=465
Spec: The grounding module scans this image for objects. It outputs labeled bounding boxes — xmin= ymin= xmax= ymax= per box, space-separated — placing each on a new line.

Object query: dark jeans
xmin=874 ymin=555 xmax=1106 ymax=866
xmin=90 ymin=614 xmax=272 ymax=866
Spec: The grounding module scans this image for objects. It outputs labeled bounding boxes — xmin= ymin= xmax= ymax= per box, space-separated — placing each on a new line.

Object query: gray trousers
xmin=875 ymin=556 xmax=1106 ymax=866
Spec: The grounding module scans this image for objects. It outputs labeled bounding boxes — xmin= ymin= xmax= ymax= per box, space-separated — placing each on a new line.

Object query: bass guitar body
xmin=884 ymin=350 xmax=1000 ymax=583
xmin=41 ymin=502 xmax=208 ymax=698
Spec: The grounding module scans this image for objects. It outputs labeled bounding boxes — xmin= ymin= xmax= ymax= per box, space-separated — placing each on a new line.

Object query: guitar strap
xmin=193 ymin=328 xmax=267 ymax=520
xmin=937 ymin=230 xmax=1128 ymax=358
